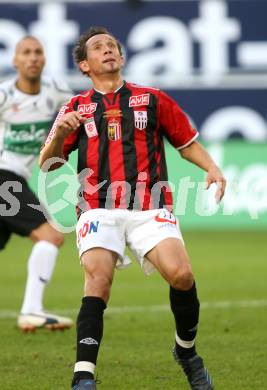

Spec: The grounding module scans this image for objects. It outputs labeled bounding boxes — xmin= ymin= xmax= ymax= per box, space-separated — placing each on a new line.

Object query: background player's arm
xmin=179 ymin=140 xmax=226 ymax=203
xmin=39 ymin=111 xmax=85 ymax=171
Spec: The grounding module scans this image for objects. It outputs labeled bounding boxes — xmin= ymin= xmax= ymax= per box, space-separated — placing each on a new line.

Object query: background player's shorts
xmin=76 ymin=208 xmax=184 ymax=275
xmin=0 ymin=169 xmax=47 ymax=249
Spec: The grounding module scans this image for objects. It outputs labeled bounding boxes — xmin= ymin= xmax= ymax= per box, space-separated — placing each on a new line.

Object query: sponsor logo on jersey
xmin=134 ymin=110 xmax=147 ymax=130
xmin=84 ymin=117 xmax=98 ymax=138
xmin=129 ymin=94 xmax=150 ymax=107
xmin=108 ymin=119 xmax=121 ymax=141
xmin=154 ymin=210 xmax=176 ymax=225
xmin=4 ymin=121 xmax=51 ymax=155
xmin=103 ymin=109 xmax=122 ymax=119
xmin=45 ymin=105 xmax=68 ymax=144
xmin=78 ymin=103 xmax=97 ymax=115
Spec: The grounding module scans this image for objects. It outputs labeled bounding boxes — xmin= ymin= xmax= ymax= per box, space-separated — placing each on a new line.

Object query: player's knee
xmin=31 ymin=224 xmax=64 ymax=247
xmin=84 ymin=275 xmax=113 ymax=302
xmin=48 ymin=231 xmax=64 ymax=247
xmin=170 ymin=266 xmax=194 ymax=291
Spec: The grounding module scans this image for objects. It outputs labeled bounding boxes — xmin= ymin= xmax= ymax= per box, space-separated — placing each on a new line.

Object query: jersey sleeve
xmin=44 ymin=101 xmax=80 ymax=160
xmin=158 ymin=91 xmax=198 ymax=149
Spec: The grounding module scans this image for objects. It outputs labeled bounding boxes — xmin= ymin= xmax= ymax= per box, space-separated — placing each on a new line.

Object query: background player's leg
xmin=18 ymin=222 xmax=72 ymax=331
xmin=0 ymin=220 xmax=11 ymax=250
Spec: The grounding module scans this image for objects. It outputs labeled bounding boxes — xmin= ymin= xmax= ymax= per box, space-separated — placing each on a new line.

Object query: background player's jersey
xmin=46 ymin=81 xmax=198 ymax=214
xmin=0 ymin=77 xmax=72 ymax=180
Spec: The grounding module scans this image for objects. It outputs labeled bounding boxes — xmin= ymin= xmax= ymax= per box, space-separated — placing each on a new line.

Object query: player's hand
xmin=206 ymin=165 xmax=226 ymax=203
xmin=55 ymin=112 xmax=86 ymax=139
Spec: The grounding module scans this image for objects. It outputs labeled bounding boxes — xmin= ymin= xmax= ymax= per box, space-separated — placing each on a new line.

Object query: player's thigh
xmin=0 ymin=170 xmax=50 ymax=240
xmin=76 ymin=209 xmax=126 ymax=263
xmin=81 ymin=247 xmax=117 ymax=278
xmin=146 ymin=237 xmax=193 ymax=285
xmin=127 ymin=208 xmax=184 ymax=275
xmin=81 ymin=248 xmax=117 ymax=300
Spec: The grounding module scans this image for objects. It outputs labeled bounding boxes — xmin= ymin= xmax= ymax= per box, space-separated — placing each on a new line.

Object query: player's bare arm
xmin=39 ymin=111 xmax=85 ymax=170
xmin=179 ymin=140 xmax=226 ymax=203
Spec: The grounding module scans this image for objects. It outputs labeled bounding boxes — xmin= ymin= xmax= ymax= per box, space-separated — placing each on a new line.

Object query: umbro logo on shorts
xmin=154 ymin=212 xmax=176 ymax=225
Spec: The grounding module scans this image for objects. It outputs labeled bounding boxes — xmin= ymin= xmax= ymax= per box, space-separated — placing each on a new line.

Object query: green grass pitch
xmin=0 ymin=230 xmax=266 ymax=389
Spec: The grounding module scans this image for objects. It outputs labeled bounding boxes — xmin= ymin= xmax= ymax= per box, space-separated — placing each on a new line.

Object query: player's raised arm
xmin=39 ymin=111 xmax=86 ymax=171
xmin=179 ymin=140 xmax=226 ymax=203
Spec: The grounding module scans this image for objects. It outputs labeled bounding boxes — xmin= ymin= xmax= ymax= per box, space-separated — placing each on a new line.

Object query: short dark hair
xmin=73 ymin=26 xmax=123 ymax=68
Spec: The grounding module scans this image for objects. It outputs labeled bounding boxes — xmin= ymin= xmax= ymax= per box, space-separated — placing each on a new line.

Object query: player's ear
xmin=79 ymin=60 xmax=90 ymax=74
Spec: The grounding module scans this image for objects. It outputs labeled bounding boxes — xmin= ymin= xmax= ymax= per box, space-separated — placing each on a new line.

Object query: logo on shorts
xmin=77 ymin=220 xmax=100 ymax=246
xmin=154 ymin=211 xmax=176 ymax=225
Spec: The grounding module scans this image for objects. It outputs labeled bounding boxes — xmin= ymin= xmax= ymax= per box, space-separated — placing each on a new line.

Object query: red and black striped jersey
xmin=46 ymin=81 xmax=198 ymax=216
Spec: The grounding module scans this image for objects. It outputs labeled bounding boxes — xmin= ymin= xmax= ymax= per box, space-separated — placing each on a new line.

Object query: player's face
xmin=80 ymin=34 xmax=124 ymax=77
xmin=13 ymin=38 xmax=45 ymax=82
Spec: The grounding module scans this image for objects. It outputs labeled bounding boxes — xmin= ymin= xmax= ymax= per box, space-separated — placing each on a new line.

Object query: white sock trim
xmin=175 ymin=333 xmax=195 ymax=349
xmin=74 ymin=361 xmax=95 ymax=374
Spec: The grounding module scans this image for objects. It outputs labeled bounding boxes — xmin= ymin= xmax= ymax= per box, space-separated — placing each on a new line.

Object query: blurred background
xmin=1 ymin=0 xmax=266 ymax=231
xmin=0 ymin=2 xmax=266 ymax=389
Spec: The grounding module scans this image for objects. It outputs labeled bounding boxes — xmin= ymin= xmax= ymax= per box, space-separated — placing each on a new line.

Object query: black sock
xmin=170 ymin=282 xmax=199 ymax=359
xmin=72 ymin=296 xmax=106 ymax=385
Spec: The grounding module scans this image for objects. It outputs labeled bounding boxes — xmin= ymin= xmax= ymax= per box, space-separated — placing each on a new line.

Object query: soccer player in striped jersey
xmin=40 ymin=27 xmax=226 ymax=390
xmin=0 ymin=36 xmax=73 ymax=331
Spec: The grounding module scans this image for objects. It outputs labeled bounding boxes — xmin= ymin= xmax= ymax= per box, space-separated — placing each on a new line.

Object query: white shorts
xmin=76 ymin=208 xmax=184 ymax=275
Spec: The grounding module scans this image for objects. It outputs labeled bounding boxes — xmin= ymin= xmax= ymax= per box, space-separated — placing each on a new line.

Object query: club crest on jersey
xmin=78 ymin=103 xmax=97 ymax=115
xmin=108 ymin=119 xmax=121 ymax=141
xmin=134 ymin=111 xmax=147 ymax=130
xmin=84 ymin=117 xmax=98 ymax=138
xmin=129 ymin=94 xmax=150 ymax=107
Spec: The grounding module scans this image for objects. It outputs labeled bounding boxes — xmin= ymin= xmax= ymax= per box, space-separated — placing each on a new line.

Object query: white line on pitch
xmin=0 ymin=299 xmax=267 ymax=319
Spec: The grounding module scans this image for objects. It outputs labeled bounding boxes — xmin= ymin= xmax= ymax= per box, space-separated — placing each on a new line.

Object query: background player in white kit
xmin=0 ymin=36 xmax=73 ymax=331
